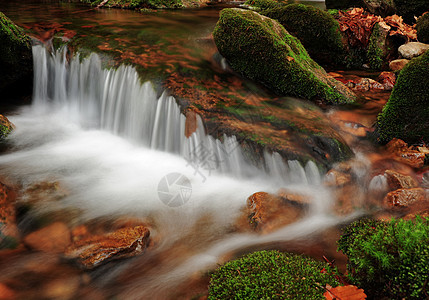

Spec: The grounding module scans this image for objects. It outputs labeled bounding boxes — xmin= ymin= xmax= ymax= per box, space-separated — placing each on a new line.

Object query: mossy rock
xmin=263 ymin=4 xmax=346 ymax=67
xmin=325 ymin=0 xmax=365 ymax=9
xmin=393 ymin=0 xmax=429 ymax=24
xmin=417 ymin=13 xmax=429 ymax=43
xmin=0 ymin=115 xmax=13 ymax=141
xmin=82 ymin=0 xmax=184 ymax=9
xmin=243 ymin=0 xmax=285 ymax=11
xmin=213 ymin=8 xmax=356 ymax=104
xmin=0 ymin=12 xmax=33 ymax=94
xmin=377 ymin=50 xmax=429 ymax=144
xmin=367 ymin=22 xmax=390 ymax=70
xmin=208 ymin=250 xmax=342 ymax=299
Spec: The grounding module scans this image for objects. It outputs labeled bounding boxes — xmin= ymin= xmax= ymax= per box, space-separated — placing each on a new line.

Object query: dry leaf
xmin=324 ymin=285 xmax=367 ymax=300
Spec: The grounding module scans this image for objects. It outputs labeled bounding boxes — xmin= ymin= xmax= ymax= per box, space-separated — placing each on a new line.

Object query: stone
xmin=384 ymin=170 xmax=418 ymax=190
xmin=345 ymin=78 xmax=385 ymax=91
xmin=65 ymin=225 xmax=150 ymax=269
xmin=243 ymin=192 xmax=302 ymax=233
xmin=363 ymin=0 xmax=396 ymax=17
xmin=377 ymin=50 xmax=429 ymax=144
xmin=0 ymin=115 xmax=14 ymax=141
xmin=0 ymin=12 xmax=33 ymax=95
xmin=385 ymin=138 xmax=427 ymax=168
xmin=389 ymin=58 xmax=409 ymax=71
xmin=417 ymin=13 xmax=429 ymax=44
xmin=0 ymin=182 xmax=18 ymax=249
xmin=398 ymin=42 xmax=429 ymax=59
xmin=185 ymin=110 xmax=197 ymax=138
xmin=23 ymin=222 xmax=71 ymax=253
xmin=377 ymin=71 xmax=396 ymax=90
xmin=368 ymin=21 xmax=391 ymax=70
xmin=384 ymin=188 xmax=427 ymax=207
xmin=325 ymin=169 xmax=352 ymax=186
xmin=213 ymin=8 xmax=356 ymax=104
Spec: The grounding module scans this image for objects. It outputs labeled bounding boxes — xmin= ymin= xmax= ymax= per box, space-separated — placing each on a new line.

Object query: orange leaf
xmin=324 ymin=285 xmax=367 ymax=300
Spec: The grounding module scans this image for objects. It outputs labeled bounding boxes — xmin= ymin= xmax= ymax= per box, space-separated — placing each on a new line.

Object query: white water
xmin=0 ymin=46 xmax=347 ymax=297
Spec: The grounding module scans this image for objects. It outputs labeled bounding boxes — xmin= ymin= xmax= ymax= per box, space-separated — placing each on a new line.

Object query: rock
xmin=0 ymin=182 xmax=18 ymax=249
xmin=385 ymin=138 xmax=427 ymax=168
xmin=398 ymin=42 xmax=429 ymax=59
xmin=325 ymin=0 xmax=365 ymax=9
xmin=0 ymin=115 xmax=14 ymax=141
xmin=23 ymin=222 xmax=71 ymax=253
xmin=0 ymin=12 xmax=33 ymax=95
xmin=368 ymin=22 xmax=391 ymax=70
xmin=243 ymin=192 xmax=303 ymax=233
xmin=363 ymin=0 xmax=396 ymax=17
xmin=393 ymin=0 xmax=429 ymax=24
xmin=263 ymin=4 xmax=346 ymax=67
xmin=185 ymin=110 xmax=197 ymax=138
xmin=389 ymin=58 xmax=409 ymax=71
xmin=42 ymin=276 xmax=81 ymax=300
xmin=417 ymin=13 xmax=429 ymax=43
xmin=325 ymin=169 xmax=352 ymax=186
xmin=0 ymin=283 xmax=15 ymax=300
xmin=345 ymin=77 xmax=385 ymax=91
xmin=65 ymin=225 xmax=150 ymax=269
xmin=384 ymin=170 xmax=418 ymax=190
xmin=377 ymin=71 xmax=396 ymax=90
xmin=244 ymin=0 xmax=283 ymax=11
xmin=377 ymin=50 xmax=429 ymax=144
xmin=213 ymin=8 xmax=356 ymax=104
xmin=384 ymin=188 xmax=427 ymax=207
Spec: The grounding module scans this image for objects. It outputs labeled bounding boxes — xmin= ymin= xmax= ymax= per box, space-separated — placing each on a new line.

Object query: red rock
xmin=377 ymin=71 xmax=396 ymax=90
xmin=65 ymin=226 xmax=150 ymax=269
xmin=384 ymin=170 xmax=418 ymax=190
xmin=345 ymin=78 xmax=385 ymax=91
xmin=0 ymin=283 xmax=15 ymax=300
xmin=386 ymin=138 xmax=427 ymax=168
xmin=0 ymin=182 xmax=18 ymax=246
xmin=23 ymin=222 xmax=71 ymax=253
xmin=384 ymin=188 xmax=427 ymax=207
xmin=389 ymin=58 xmax=409 ymax=71
xmin=243 ymin=192 xmax=302 ymax=233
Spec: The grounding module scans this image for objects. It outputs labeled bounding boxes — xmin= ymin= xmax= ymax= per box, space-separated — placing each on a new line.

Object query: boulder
xmin=0 ymin=12 xmax=33 ymax=95
xmin=65 ymin=225 xmax=150 ymax=269
xmin=213 ymin=8 xmax=356 ymax=104
xmin=398 ymin=42 xmax=429 ymax=59
xmin=263 ymin=4 xmax=346 ymax=67
xmin=389 ymin=58 xmax=409 ymax=70
xmin=384 ymin=169 xmax=418 ymax=190
xmin=417 ymin=13 xmax=429 ymax=43
xmin=384 ymin=187 xmax=427 ymax=207
xmin=377 ymin=50 xmax=429 ymax=144
xmin=244 ymin=0 xmax=284 ymax=11
xmin=23 ymin=222 xmax=71 ymax=253
xmin=385 ymin=138 xmax=427 ymax=168
xmin=363 ymin=0 xmax=396 ymax=17
xmin=367 ymin=21 xmax=391 ymax=69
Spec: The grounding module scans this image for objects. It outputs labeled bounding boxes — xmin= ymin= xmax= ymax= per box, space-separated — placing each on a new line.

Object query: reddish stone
xmin=384 ymin=170 xmax=418 ymax=190
xmin=345 ymin=78 xmax=385 ymax=91
xmin=377 ymin=71 xmax=396 ymax=90
xmin=386 ymin=138 xmax=427 ymax=168
xmin=65 ymin=226 xmax=150 ymax=269
xmin=23 ymin=222 xmax=71 ymax=253
xmin=384 ymin=188 xmax=427 ymax=207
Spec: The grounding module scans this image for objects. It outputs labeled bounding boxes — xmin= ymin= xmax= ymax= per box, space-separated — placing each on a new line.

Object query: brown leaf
xmin=324 ymin=285 xmax=367 ymax=300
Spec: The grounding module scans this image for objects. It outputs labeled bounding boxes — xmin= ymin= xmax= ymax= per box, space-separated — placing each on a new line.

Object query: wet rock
xmin=384 ymin=188 xmax=427 ymax=207
xmin=65 ymin=225 xmax=150 ymax=269
xmin=385 ymin=138 xmax=427 ymax=168
xmin=417 ymin=13 xmax=429 ymax=44
xmin=185 ymin=110 xmax=197 ymax=138
xmin=242 ymin=192 xmax=303 ymax=233
xmin=0 ymin=12 xmax=33 ymax=95
xmin=389 ymin=58 xmax=409 ymax=71
xmin=377 ymin=50 xmax=429 ymax=144
xmin=384 ymin=170 xmax=418 ymax=190
xmin=213 ymin=8 xmax=356 ymax=104
xmin=368 ymin=21 xmax=391 ymax=69
xmin=325 ymin=169 xmax=352 ymax=186
xmin=377 ymin=71 xmax=396 ymax=90
xmin=0 ymin=283 xmax=15 ymax=300
xmin=398 ymin=42 xmax=429 ymax=59
xmin=42 ymin=276 xmax=81 ymax=300
xmin=23 ymin=222 xmax=71 ymax=253
xmin=0 ymin=115 xmax=14 ymax=141
xmin=0 ymin=182 xmax=18 ymax=249
xmin=345 ymin=77 xmax=385 ymax=91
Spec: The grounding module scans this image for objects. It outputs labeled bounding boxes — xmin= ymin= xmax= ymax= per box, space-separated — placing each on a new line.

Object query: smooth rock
xmin=384 ymin=188 xmax=427 ymax=207
xmin=65 ymin=225 xmax=150 ymax=269
xmin=23 ymin=222 xmax=71 ymax=253
xmin=384 ymin=170 xmax=418 ymax=190
xmin=389 ymin=58 xmax=409 ymax=71
xmin=398 ymin=42 xmax=429 ymax=59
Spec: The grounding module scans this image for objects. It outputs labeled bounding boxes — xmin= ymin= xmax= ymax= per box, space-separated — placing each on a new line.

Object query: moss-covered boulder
xmin=0 ymin=12 xmax=33 ymax=94
xmin=243 ymin=0 xmax=284 ymax=11
xmin=367 ymin=21 xmax=391 ymax=70
xmin=263 ymin=4 xmax=346 ymax=67
xmin=417 ymin=13 xmax=429 ymax=43
xmin=377 ymin=50 xmax=429 ymax=144
xmin=81 ymin=0 xmax=187 ymax=9
xmin=325 ymin=0 xmax=365 ymax=9
xmin=393 ymin=0 xmax=429 ymax=24
xmin=213 ymin=8 xmax=356 ymax=104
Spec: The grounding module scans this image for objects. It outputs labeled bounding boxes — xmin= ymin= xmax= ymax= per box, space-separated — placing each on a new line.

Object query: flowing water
xmin=0 ymin=2 xmax=383 ymax=299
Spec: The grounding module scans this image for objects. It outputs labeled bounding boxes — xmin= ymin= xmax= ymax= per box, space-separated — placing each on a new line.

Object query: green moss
xmin=367 ymin=23 xmax=385 ymax=70
xmin=393 ymin=0 xmax=429 ymax=24
xmin=213 ymin=8 xmax=356 ymax=104
xmin=417 ymin=13 xmax=429 ymax=43
xmin=263 ymin=4 xmax=346 ymax=67
xmin=82 ymin=0 xmax=183 ymax=9
xmin=208 ymin=250 xmax=341 ymax=300
xmin=338 ymin=217 xmax=429 ymax=299
xmin=244 ymin=0 xmax=284 ymax=11
xmin=377 ymin=50 xmax=429 ymax=144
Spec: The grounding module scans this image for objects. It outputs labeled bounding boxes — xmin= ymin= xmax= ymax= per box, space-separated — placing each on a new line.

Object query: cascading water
xmin=0 ymin=45 xmax=353 ymax=298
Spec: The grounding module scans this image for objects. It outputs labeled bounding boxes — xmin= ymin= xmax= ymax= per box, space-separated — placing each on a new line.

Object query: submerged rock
xmin=23 ymin=222 xmax=71 ymax=254
xmin=0 ymin=12 xmax=33 ymax=95
xmin=377 ymin=50 xmax=429 ymax=144
xmin=417 ymin=13 xmax=429 ymax=43
xmin=213 ymin=8 xmax=356 ymax=104
xmin=398 ymin=42 xmax=429 ymax=59
xmin=65 ymin=225 xmax=150 ymax=269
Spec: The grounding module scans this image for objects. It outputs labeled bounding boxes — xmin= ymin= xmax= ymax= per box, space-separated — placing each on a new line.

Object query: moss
xmin=377 ymin=50 xmax=429 ymax=144
xmin=0 ymin=11 xmax=33 ymax=92
xmin=325 ymin=0 xmax=365 ymax=9
xmin=82 ymin=0 xmax=183 ymax=9
xmin=208 ymin=250 xmax=341 ymax=299
xmin=416 ymin=13 xmax=429 ymax=43
xmin=263 ymin=4 xmax=346 ymax=67
xmin=213 ymin=8 xmax=356 ymax=104
xmin=367 ymin=23 xmax=385 ymax=70
xmin=243 ymin=0 xmax=284 ymax=11
xmin=393 ymin=0 xmax=429 ymax=24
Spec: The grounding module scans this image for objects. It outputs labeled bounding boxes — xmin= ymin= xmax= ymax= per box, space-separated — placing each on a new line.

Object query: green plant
xmin=338 ymin=217 xmax=429 ymax=299
xmin=208 ymin=250 xmax=341 ymax=299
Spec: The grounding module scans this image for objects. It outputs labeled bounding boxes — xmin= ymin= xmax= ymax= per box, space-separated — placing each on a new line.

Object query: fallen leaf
xmin=324 ymin=285 xmax=367 ymax=300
